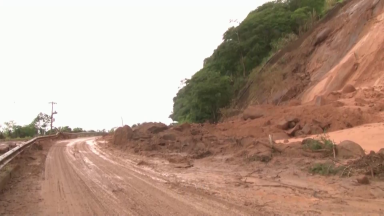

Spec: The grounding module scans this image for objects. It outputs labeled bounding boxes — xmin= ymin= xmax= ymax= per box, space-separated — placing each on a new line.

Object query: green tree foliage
xmin=171 ymin=0 xmax=326 ymax=123
xmin=58 ymin=126 xmax=72 ymax=132
xmin=72 ymin=127 xmax=84 ymax=133
xmin=31 ymin=113 xmax=51 ymax=135
xmin=2 ymin=120 xmax=36 ymax=139
xmin=170 ymin=70 xmax=232 ymax=123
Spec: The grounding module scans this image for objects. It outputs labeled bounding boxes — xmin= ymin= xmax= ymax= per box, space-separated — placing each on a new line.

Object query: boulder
xmin=378 ymin=148 xmax=384 ymax=155
xmin=113 ymin=125 xmax=133 ymax=145
xmin=312 ymin=119 xmax=330 ymax=130
xmin=301 ymin=124 xmax=312 ymax=135
xmin=276 ymin=119 xmax=290 ymax=130
xmin=310 ymin=125 xmax=324 ymax=134
xmin=242 ymin=107 xmax=265 ymax=120
xmin=356 ymin=175 xmax=370 ymax=185
xmin=336 ymin=140 xmax=365 ymax=159
xmin=314 ymin=28 xmax=331 ymax=46
xmin=342 ymin=84 xmax=356 ymax=94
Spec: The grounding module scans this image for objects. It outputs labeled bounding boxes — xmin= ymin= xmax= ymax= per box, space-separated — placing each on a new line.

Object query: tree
xmin=72 ymin=127 xmax=84 ymax=133
xmin=171 ymin=0 xmax=327 ymax=123
xmin=58 ymin=126 xmax=72 ymax=133
xmin=31 ymin=113 xmax=51 ymax=135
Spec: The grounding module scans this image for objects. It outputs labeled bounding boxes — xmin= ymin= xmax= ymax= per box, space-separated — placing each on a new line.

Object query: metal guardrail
xmin=0 ymin=132 xmax=106 ymax=170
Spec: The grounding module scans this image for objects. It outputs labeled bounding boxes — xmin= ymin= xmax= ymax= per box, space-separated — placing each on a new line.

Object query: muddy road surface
xmin=38 ymin=138 xmax=255 ymax=215
xmin=2 ymin=137 xmax=384 ymax=215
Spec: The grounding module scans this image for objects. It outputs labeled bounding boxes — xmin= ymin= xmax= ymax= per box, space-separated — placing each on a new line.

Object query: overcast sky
xmin=0 ymin=0 xmax=269 ymax=131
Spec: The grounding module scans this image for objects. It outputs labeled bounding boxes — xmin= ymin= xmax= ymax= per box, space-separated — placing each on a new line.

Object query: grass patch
xmin=310 ymin=163 xmax=344 ymax=175
xmin=303 ymin=133 xmax=335 ymax=151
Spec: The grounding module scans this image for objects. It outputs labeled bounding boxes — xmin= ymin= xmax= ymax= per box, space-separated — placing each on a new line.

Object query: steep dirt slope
xmin=301 ymin=0 xmax=384 ymax=102
xmin=236 ymin=0 xmax=384 ymax=107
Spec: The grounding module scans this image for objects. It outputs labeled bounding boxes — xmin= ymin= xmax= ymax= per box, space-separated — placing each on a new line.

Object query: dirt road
xmin=39 ymin=138 xmax=255 ymax=216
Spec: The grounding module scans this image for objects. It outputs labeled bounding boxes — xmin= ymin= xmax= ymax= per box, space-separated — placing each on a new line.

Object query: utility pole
xmin=49 ymin=102 xmax=57 ymax=133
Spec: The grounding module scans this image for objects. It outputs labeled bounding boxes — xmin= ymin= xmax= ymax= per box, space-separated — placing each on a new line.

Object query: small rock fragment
xmin=356 ymin=175 xmax=370 ymax=185
xmin=342 ymin=84 xmax=356 ymax=94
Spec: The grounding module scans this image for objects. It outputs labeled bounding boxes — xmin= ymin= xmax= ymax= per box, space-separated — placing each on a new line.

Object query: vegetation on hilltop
xmin=0 ymin=113 xmax=102 ymax=140
xmin=170 ymin=0 xmax=341 ymax=123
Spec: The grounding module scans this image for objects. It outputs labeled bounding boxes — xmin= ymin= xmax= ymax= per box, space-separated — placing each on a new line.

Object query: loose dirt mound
xmin=348 ymin=151 xmax=384 ymax=178
xmin=113 ymin=125 xmax=133 ymax=145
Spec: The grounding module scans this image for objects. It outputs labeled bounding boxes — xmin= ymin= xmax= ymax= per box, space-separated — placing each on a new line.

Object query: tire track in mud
xmin=39 ymin=138 xmax=256 ymax=216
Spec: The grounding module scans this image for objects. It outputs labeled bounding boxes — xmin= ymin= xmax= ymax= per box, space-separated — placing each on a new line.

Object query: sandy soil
xmin=280 ymin=123 xmax=384 ymax=152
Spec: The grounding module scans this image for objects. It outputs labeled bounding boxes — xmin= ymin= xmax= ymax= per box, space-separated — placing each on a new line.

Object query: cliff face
xmin=239 ymin=0 xmax=384 ymax=107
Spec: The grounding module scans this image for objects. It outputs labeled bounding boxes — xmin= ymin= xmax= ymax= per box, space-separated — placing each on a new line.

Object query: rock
xmin=276 ymin=116 xmax=299 ymax=130
xmin=242 ymin=107 xmax=265 ymax=120
xmin=356 ymin=175 xmax=370 ymax=185
xmin=342 ymin=84 xmax=356 ymax=94
xmin=315 ymin=95 xmax=328 ymax=106
xmin=310 ymin=125 xmax=324 ymax=134
xmin=284 ymin=139 xmax=289 ymax=143
xmin=378 ymin=148 xmax=384 ymax=155
xmin=336 ymin=140 xmax=365 ymax=159
xmin=302 ymin=124 xmax=312 ymax=135
xmin=113 ymin=125 xmax=133 ymax=145
xmin=147 ymin=124 xmax=168 ymax=134
xmin=312 ymin=119 xmax=330 ymax=131
xmin=271 ymin=133 xmax=290 ymax=140
xmin=314 ymin=28 xmax=331 ymax=46
xmin=285 ymin=124 xmax=300 ymax=136
xmin=276 ymin=119 xmax=290 ymax=130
